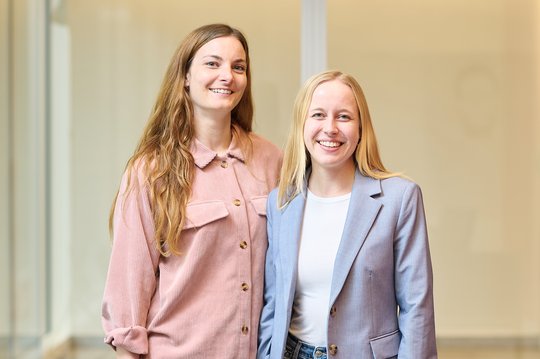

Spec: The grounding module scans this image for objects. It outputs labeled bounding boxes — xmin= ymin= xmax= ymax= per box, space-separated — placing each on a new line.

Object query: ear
xmin=185 ymin=73 xmax=191 ymax=88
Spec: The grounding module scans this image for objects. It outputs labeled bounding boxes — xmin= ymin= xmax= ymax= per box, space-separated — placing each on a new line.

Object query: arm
xmin=394 ymin=183 xmax=437 ymax=358
xmin=102 ymin=167 xmax=160 ymax=356
xmin=257 ymin=191 xmax=278 ymax=359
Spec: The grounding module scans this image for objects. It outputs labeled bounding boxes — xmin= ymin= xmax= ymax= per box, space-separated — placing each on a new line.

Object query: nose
xmin=323 ymin=118 xmax=338 ymax=135
xmin=219 ymin=66 xmax=233 ymax=83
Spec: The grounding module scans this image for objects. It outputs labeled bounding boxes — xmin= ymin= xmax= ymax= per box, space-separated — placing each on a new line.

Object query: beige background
xmin=328 ymin=0 xmax=540 ymax=339
xmin=1 ymin=0 xmax=539 ymax=356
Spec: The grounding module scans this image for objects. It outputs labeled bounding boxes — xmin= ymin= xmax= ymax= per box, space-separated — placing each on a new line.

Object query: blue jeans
xmin=283 ymin=333 xmax=327 ymax=359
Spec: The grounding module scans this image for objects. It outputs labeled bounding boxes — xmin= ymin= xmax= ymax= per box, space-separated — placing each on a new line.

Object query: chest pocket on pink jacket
xmin=250 ymin=195 xmax=268 ymax=217
xmin=183 ymin=200 xmax=229 ymax=230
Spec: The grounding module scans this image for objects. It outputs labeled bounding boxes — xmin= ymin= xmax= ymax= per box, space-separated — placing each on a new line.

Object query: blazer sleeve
xmin=101 ymin=166 xmax=160 ymax=356
xmin=394 ymin=183 xmax=437 ymax=358
xmin=257 ymin=190 xmax=278 ymax=359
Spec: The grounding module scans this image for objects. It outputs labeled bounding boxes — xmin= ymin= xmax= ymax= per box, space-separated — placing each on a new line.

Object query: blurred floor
xmin=59 ymin=345 xmax=540 ymax=359
xmin=4 ymin=343 xmax=540 ymax=358
xmin=439 ymin=348 xmax=540 ymax=359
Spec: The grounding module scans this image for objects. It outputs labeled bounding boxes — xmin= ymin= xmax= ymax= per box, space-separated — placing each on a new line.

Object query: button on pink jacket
xmin=102 ymin=129 xmax=282 ymax=358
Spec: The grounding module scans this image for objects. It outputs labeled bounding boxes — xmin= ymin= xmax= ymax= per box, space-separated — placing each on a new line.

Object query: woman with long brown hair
xmin=102 ymin=24 xmax=282 ymax=358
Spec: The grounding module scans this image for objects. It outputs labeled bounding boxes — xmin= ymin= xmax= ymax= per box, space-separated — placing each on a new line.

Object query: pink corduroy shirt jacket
xmin=102 ymin=130 xmax=282 ymax=358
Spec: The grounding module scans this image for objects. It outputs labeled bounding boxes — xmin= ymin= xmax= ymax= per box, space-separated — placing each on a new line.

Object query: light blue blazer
xmin=257 ymin=170 xmax=437 ymax=359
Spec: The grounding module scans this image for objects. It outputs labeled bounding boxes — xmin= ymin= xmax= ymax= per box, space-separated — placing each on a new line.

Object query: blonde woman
xmin=102 ymin=24 xmax=282 ymax=358
xmin=257 ymin=70 xmax=436 ymax=359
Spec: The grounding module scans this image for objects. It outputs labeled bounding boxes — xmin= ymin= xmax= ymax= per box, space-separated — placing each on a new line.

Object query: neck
xmin=308 ymin=161 xmax=356 ymax=197
xmin=194 ymin=113 xmax=232 ymax=154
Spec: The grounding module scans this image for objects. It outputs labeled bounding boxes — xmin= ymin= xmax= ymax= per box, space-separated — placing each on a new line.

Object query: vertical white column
xmin=28 ymin=0 xmax=48 ymax=340
xmin=301 ymin=0 xmax=327 ymax=83
xmin=43 ymin=0 xmax=73 ymax=351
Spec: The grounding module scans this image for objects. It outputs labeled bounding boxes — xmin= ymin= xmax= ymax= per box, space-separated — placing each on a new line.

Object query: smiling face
xmin=303 ymin=79 xmax=360 ymax=174
xmin=185 ymin=36 xmax=248 ymax=120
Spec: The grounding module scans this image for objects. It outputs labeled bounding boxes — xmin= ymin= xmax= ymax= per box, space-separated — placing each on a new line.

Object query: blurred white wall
xmin=328 ymin=0 xmax=540 ymax=339
xmin=1 ymin=0 xmax=539 ymax=356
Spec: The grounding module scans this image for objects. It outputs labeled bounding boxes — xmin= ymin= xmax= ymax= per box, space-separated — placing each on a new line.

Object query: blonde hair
xmin=110 ymin=24 xmax=253 ymax=256
xmin=278 ymin=70 xmax=397 ymax=207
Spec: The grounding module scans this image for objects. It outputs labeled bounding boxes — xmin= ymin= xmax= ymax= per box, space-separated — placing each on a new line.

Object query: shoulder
xmin=247 ymin=133 xmax=283 ymax=183
xmin=377 ymin=176 xmax=425 ymax=214
xmin=249 ymin=132 xmax=281 ymax=155
xmin=125 ymin=157 xmax=152 ymax=185
xmin=266 ymin=187 xmax=298 ymax=218
xmin=379 ymin=175 xmax=420 ymax=194
xmin=118 ymin=157 xmax=159 ymax=197
xmin=371 ymin=176 xmax=424 ymax=208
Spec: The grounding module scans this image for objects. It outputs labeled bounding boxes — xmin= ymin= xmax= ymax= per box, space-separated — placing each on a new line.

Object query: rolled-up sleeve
xmin=102 ymin=165 xmax=160 ymax=355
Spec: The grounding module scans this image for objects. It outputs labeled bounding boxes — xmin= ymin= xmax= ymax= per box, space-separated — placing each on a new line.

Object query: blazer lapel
xmin=329 ymin=170 xmax=382 ymax=305
xmin=279 ymin=193 xmax=306 ymax=311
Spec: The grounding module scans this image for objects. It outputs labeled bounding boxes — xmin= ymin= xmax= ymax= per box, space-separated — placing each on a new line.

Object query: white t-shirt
xmin=288 ymin=189 xmax=351 ymax=346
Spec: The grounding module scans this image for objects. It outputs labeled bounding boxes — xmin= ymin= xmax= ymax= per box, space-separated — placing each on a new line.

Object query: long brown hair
xmin=278 ymin=70 xmax=397 ymax=207
xmin=110 ymin=24 xmax=253 ymax=256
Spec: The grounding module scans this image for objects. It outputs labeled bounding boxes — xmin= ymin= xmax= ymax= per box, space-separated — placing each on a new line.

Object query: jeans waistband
xmin=286 ymin=332 xmax=327 ymax=359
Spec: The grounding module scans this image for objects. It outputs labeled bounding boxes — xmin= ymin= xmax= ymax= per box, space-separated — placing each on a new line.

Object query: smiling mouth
xmin=210 ymin=88 xmax=232 ymax=94
xmin=318 ymin=140 xmax=342 ymax=148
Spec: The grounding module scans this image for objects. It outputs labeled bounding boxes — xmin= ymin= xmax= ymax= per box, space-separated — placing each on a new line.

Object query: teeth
xmin=319 ymin=141 xmax=341 ymax=148
xmin=211 ymin=88 xmax=232 ymax=94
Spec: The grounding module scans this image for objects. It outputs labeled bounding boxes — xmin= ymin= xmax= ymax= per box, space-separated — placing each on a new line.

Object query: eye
xmin=309 ymin=112 xmax=326 ymax=120
xmin=233 ymin=64 xmax=247 ymax=73
xmin=205 ymin=61 xmax=219 ymax=68
xmin=337 ymin=114 xmax=352 ymax=121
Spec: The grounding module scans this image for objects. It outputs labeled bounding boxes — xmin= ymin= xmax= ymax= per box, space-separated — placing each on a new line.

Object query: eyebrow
xmin=308 ymin=107 xmax=356 ymax=116
xmin=202 ymin=55 xmax=247 ymax=64
xmin=309 ymin=107 xmax=354 ymax=112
